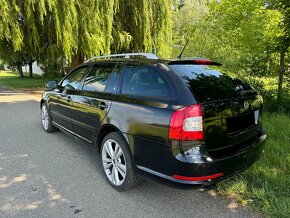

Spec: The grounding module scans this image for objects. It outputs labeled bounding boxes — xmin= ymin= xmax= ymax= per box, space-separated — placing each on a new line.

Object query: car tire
xmin=41 ymin=103 xmax=58 ymax=133
xmin=101 ymin=132 xmax=142 ymax=191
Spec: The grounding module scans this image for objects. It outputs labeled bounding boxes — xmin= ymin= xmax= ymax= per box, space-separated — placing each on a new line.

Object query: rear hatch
xmin=169 ymin=63 xmax=263 ymax=157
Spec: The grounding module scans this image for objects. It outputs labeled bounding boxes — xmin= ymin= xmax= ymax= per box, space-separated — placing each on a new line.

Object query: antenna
xmin=177 ymin=39 xmax=189 ymax=59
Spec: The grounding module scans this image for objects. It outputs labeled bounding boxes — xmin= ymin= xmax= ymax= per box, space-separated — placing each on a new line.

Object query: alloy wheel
xmin=102 ymin=139 xmax=127 ymax=186
xmin=41 ymin=104 xmax=49 ymax=130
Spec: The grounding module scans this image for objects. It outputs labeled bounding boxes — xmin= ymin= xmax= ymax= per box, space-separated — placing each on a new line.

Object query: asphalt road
xmin=0 ymin=87 xmax=261 ymax=218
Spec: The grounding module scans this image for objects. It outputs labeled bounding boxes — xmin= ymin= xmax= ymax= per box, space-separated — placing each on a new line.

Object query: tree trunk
xmin=28 ymin=61 xmax=33 ymax=78
xmin=277 ymin=51 xmax=285 ymax=102
xmin=16 ymin=64 xmax=24 ymax=78
xmin=70 ymin=53 xmax=84 ymax=68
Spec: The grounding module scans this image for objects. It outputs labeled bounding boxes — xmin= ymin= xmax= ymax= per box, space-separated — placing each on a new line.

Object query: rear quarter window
xmin=120 ymin=65 xmax=172 ymax=99
xmin=169 ymin=65 xmax=254 ymax=102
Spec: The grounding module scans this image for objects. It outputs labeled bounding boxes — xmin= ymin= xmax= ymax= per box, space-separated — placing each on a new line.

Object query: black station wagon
xmin=41 ymin=53 xmax=266 ymax=191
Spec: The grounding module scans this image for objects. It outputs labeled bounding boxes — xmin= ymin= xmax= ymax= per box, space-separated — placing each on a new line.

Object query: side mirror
xmin=45 ymin=80 xmax=58 ymax=90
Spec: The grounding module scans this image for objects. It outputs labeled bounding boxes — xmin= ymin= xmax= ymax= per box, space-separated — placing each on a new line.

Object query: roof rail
xmin=84 ymin=53 xmax=159 ymax=63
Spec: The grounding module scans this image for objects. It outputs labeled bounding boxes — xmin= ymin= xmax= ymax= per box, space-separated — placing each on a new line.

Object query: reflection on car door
xmin=49 ymin=66 xmax=89 ymax=132
xmin=71 ymin=63 xmax=120 ymax=143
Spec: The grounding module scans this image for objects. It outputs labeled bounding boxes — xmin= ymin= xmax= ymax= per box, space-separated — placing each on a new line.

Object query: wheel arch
xmin=40 ymin=99 xmax=45 ymax=109
xmin=95 ymin=124 xmax=130 ymax=154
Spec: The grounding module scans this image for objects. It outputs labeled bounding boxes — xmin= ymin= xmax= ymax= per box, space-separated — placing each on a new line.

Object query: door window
xmin=61 ymin=66 xmax=88 ymax=90
xmin=82 ymin=63 xmax=118 ymax=93
xmin=120 ymin=65 xmax=171 ymax=98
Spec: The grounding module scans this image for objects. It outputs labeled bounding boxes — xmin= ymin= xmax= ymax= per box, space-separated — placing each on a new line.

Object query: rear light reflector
xmin=169 ymin=104 xmax=203 ymax=140
xmin=172 ymin=173 xmax=224 ymax=181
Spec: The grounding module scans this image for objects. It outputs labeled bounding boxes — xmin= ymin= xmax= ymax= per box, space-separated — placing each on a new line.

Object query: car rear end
xmin=163 ymin=60 xmax=266 ymax=186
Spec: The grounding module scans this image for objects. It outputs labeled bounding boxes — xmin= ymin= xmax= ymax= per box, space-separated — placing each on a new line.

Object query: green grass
xmin=219 ymin=112 xmax=290 ymax=217
xmin=0 ymin=70 xmax=47 ymax=89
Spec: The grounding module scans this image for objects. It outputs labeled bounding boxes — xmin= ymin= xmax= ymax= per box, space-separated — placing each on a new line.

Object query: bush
xmin=240 ymin=74 xmax=290 ymax=114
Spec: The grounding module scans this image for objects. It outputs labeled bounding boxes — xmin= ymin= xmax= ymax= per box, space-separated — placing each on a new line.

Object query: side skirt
xmin=52 ymin=121 xmax=92 ymax=144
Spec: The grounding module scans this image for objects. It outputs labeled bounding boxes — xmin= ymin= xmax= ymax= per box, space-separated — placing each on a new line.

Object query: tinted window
xmin=121 ymin=65 xmax=170 ymax=98
xmin=62 ymin=66 xmax=88 ymax=90
xmin=83 ymin=63 xmax=118 ymax=93
xmin=170 ymin=65 xmax=255 ymax=102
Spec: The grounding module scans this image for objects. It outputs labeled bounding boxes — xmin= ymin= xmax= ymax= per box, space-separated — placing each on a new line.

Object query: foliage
xmin=173 ymin=0 xmax=289 ymax=113
xmin=0 ymin=0 xmax=173 ymax=74
xmin=242 ymin=73 xmax=290 ymax=113
xmin=113 ymin=0 xmax=172 ymax=57
xmin=172 ymin=0 xmax=209 ymax=57
xmin=270 ymin=0 xmax=290 ymax=52
xmin=0 ymin=39 xmax=32 ymax=77
xmin=174 ymin=0 xmax=283 ymax=72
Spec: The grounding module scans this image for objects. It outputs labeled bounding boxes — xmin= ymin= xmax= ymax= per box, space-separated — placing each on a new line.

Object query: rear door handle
xmin=99 ymin=102 xmax=108 ymax=110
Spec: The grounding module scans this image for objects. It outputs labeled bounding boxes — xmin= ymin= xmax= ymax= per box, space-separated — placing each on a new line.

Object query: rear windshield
xmin=170 ymin=65 xmax=255 ymax=102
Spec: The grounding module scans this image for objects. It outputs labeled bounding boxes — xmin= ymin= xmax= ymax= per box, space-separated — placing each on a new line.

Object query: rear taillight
xmin=169 ymin=104 xmax=203 ymax=141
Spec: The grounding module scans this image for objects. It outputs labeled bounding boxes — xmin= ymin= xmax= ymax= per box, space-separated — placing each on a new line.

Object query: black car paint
xmin=71 ymin=91 xmax=114 ymax=143
xmin=41 ymin=59 xmax=266 ymax=187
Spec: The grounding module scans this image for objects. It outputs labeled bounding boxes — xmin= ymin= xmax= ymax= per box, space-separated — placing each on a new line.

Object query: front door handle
xmin=99 ymin=102 xmax=108 ymax=110
xmin=67 ymin=96 xmax=72 ymax=102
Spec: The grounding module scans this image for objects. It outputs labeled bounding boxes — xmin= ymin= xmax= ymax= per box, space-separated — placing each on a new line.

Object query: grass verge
xmin=0 ymin=70 xmax=47 ymax=90
xmin=219 ymin=112 xmax=290 ymax=217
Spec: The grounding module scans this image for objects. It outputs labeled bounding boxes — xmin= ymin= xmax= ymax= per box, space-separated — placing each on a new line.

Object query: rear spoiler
xmin=168 ymin=59 xmax=222 ymax=66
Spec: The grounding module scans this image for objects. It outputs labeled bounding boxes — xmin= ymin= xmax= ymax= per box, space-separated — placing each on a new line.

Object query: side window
xmin=61 ymin=66 xmax=88 ymax=90
xmin=121 ymin=65 xmax=171 ymax=98
xmin=83 ymin=63 xmax=118 ymax=93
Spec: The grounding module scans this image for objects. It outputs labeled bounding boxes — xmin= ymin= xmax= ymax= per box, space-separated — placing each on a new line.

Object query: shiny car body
xmin=41 ymin=57 xmax=266 ymax=190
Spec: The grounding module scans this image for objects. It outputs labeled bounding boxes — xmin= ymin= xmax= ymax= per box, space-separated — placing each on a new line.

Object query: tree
xmin=204 ymin=0 xmax=283 ymax=74
xmin=172 ymin=0 xmax=209 ymax=58
xmin=270 ymin=0 xmax=290 ymax=101
xmin=173 ymin=0 xmax=285 ymax=88
xmin=0 ymin=40 xmax=28 ymax=77
xmin=0 ymin=0 xmax=173 ymax=76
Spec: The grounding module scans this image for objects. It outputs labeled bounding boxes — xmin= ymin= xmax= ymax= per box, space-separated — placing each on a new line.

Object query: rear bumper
xmin=136 ymin=134 xmax=266 ymax=188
